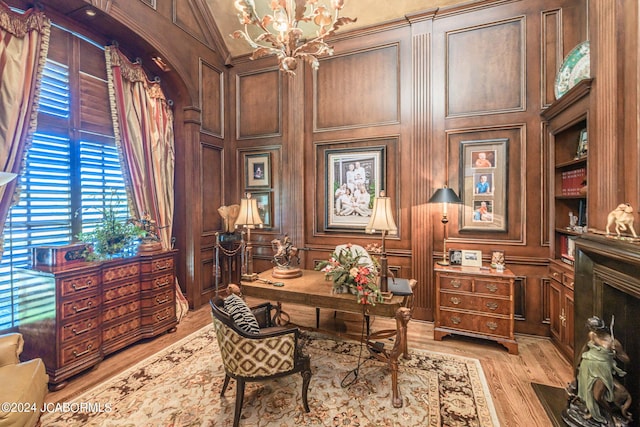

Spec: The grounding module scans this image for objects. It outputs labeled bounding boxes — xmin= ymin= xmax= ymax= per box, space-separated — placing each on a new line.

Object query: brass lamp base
xmin=437 ymin=260 xmax=450 ymax=266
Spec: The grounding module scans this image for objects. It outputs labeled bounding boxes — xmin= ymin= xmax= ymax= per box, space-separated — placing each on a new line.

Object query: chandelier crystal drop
xmin=231 ymin=0 xmax=356 ymax=75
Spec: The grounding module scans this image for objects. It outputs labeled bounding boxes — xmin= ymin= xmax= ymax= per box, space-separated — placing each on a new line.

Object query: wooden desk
xmin=241 ymin=270 xmax=414 ymax=408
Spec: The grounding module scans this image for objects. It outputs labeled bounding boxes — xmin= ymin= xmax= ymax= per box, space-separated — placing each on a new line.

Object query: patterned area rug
xmin=40 ymin=324 xmax=499 ymax=426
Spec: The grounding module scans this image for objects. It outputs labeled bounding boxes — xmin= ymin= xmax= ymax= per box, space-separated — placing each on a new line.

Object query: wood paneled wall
xmin=224 ymin=0 xmax=588 ymax=337
xmin=20 ymin=0 xmax=638 ymax=340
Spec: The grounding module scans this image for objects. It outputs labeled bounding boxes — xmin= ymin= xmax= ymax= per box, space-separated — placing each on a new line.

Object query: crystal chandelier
xmin=231 ymin=0 xmax=356 ymax=75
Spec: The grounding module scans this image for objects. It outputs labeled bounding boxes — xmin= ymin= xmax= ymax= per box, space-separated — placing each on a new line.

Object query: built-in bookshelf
xmin=542 ymin=79 xmax=591 ymax=266
xmin=541 ymin=78 xmax=591 ymax=361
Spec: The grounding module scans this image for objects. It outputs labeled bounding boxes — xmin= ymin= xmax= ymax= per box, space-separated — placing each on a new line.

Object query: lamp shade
xmin=0 ymin=172 xmax=17 ymax=187
xmin=365 ymin=193 xmax=397 ymax=235
xmin=427 ymin=187 xmax=462 ymax=205
xmin=235 ymin=193 xmax=263 ymax=228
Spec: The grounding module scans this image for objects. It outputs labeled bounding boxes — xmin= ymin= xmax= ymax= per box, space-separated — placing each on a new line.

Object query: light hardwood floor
xmin=44 ymin=299 xmax=573 ymax=426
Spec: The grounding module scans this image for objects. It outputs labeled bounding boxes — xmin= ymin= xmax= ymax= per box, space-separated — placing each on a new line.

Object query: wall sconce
xmin=235 ymin=192 xmax=263 ymax=281
xmin=365 ymin=191 xmax=397 ymax=293
xmin=428 ymin=186 xmax=462 ymax=266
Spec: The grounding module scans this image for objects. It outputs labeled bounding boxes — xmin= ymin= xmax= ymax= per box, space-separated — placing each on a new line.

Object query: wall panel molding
xmin=541 ymin=9 xmax=563 ymax=108
xmin=199 ymin=59 xmax=224 ymax=138
xmin=235 ymin=68 xmax=282 ymax=140
xmin=313 ymin=44 xmax=401 ymax=132
xmin=412 ymin=30 xmax=434 ymax=320
xmin=446 ymin=17 xmax=525 ymax=117
xmin=445 ymin=124 xmax=527 ymax=245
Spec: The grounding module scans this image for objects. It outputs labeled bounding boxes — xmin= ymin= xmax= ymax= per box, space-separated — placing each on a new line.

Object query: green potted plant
xmin=76 ymin=191 xmax=143 ymax=261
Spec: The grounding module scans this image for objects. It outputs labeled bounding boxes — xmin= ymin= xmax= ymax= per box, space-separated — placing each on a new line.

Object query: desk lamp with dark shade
xmin=428 ymin=186 xmax=463 ymax=266
xmin=365 ymin=191 xmax=397 ymax=293
xmin=235 ymin=192 xmax=263 ymax=281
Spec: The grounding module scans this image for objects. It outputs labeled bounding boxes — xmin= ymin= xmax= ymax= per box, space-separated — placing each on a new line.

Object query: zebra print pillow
xmin=223 ymin=294 xmax=260 ymax=334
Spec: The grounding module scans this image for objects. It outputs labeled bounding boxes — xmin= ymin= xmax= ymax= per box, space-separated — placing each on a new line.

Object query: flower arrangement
xmin=315 ymin=244 xmax=383 ymax=305
xmin=76 ymin=191 xmax=144 ymax=261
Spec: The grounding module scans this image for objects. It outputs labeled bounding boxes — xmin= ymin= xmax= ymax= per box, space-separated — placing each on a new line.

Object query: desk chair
xmin=210 ymin=298 xmax=311 ymax=427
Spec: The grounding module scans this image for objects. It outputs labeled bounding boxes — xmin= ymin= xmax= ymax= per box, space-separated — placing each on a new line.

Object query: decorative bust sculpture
xmin=218 ymin=204 xmax=240 ymax=233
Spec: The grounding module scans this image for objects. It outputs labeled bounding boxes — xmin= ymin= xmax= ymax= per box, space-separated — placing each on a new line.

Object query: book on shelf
xmin=559 ymin=235 xmax=576 ymax=264
xmin=561 ymin=167 xmax=586 ymax=196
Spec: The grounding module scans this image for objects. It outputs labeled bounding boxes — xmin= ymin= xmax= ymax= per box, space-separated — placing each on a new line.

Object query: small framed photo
xmin=461 ymin=249 xmax=483 ymax=267
xmin=448 ymin=249 xmax=463 ymax=265
xmin=576 ymin=129 xmax=588 ymax=158
xmin=490 ymin=250 xmax=505 ymax=268
xmin=245 ymin=152 xmax=270 ymax=188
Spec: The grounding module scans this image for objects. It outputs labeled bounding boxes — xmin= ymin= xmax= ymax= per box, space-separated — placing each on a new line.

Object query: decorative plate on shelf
xmin=554 ymin=41 xmax=590 ymax=99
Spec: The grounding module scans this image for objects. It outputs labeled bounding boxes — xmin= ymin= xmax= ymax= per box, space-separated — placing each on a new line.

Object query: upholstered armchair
xmin=210 ymin=298 xmax=311 ymax=427
xmin=0 ymin=333 xmax=48 ymax=427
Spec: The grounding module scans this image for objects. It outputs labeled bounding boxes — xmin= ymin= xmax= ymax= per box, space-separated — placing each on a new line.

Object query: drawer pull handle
xmin=71 ymin=280 xmax=91 ymax=291
xmin=450 ymin=316 xmax=461 ymax=325
xmin=487 ymin=321 xmax=498 ymax=331
xmin=450 ymin=280 xmax=462 ymax=288
xmin=72 ymin=301 xmax=93 ymax=313
xmin=155 ymin=261 xmax=171 ymax=270
xmin=486 ymin=302 xmax=499 ymax=311
xmin=552 ymin=272 xmax=559 ymax=278
xmin=72 ymin=323 xmax=92 ymax=335
xmin=72 ymin=344 xmax=93 ymax=358
xmin=156 ymin=296 xmax=170 ymax=304
xmin=567 ymin=281 xmax=574 ymax=287
xmin=450 ymin=297 xmax=461 ymax=305
xmin=156 ymin=313 xmax=170 ymax=321
xmin=486 ymin=284 xmax=498 ymax=293
xmin=156 ymin=279 xmax=171 ymax=287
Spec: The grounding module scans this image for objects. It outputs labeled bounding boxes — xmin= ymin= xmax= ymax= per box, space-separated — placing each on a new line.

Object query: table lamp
xmin=366 ymin=191 xmax=397 ymax=293
xmin=428 ymin=186 xmax=462 ymax=266
xmin=235 ymin=192 xmax=263 ymax=281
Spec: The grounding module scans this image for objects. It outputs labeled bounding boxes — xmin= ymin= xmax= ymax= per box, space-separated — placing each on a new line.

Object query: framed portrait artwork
xmin=326 ymin=147 xmax=384 ymax=230
xmin=245 ymin=152 xmax=270 ymax=188
xmin=459 ymin=138 xmax=508 ymax=231
xmin=251 ymin=191 xmax=272 ymax=228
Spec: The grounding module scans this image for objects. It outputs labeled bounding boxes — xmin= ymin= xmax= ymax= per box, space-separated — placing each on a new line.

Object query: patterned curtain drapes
xmin=0 ymin=2 xmax=50 ymax=241
xmin=105 ymin=45 xmax=189 ymax=322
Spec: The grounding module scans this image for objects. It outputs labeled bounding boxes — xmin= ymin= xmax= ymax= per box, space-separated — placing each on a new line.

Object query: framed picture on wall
xmin=251 ymin=191 xmax=272 ymax=228
xmin=459 ymin=138 xmax=508 ymax=232
xmin=245 ymin=152 xmax=270 ymax=188
xmin=326 ymin=147 xmax=384 ymax=230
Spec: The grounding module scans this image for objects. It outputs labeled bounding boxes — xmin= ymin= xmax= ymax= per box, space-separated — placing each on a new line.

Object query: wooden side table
xmin=434 ymin=263 xmax=518 ymax=354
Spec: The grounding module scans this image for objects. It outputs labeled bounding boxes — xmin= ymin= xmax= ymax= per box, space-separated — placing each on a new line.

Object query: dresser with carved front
xmin=17 ymin=250 xmax=177 ymax=390
xmin=434 ymin=263 xmax=518 ymax=354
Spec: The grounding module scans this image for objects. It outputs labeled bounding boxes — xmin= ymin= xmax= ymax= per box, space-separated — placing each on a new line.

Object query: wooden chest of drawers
xmin=17 ymin=250 xmax=177 ymax=390
xmin=434 ymin=263 xmax=518 ymax=354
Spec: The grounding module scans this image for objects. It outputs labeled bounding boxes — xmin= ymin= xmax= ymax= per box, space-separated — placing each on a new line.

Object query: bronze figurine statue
xmin=563 ymin=316 xmax=632 ymax=427
xmin=270 ymin=234 xmax=302 ymax=278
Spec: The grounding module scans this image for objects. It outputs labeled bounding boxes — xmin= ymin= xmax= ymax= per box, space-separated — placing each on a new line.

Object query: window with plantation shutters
xmin=0 ymin=23 xmax=128 ymax=332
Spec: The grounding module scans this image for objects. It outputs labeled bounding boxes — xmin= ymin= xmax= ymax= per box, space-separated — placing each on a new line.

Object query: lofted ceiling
xmin=204 ymin=0 xmax=469 ymax=58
